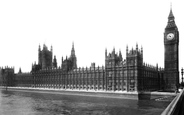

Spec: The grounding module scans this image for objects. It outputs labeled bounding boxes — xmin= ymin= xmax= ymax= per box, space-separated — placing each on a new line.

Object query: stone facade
xmin=0 ymin=67 xmax=15 ymax=86
xmin=0 ymin=44 xmax=164 ymax=92
xmin=0 ymin=8 xmax=179 ymax=92
xmin=38 ymin=44 xmax=54 ymax=69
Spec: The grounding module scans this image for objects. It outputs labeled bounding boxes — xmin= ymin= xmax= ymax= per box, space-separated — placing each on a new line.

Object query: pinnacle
xmin=168 ymin=9 xmax=174 ymax=18
xmin=72 ymin=42 xmax=75 ymax=51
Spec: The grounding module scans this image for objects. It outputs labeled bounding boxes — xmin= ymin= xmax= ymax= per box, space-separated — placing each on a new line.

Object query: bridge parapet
xmin=161 ymin=89 xmax=184 ymax=115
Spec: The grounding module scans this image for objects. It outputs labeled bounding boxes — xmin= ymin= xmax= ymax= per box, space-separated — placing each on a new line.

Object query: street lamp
xmin=181 ymin=68 xmax=184 ymax=86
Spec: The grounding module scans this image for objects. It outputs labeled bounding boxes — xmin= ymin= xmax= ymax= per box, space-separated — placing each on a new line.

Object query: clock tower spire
xmin=164 ymin=6 xmax=179 ymax=91
xmin=166 ymin=6 xmax=177 ymax=30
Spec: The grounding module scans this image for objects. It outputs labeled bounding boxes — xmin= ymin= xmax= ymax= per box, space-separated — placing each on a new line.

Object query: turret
xmin=119 ymin=49 xmax=122 ymax=61
xmin=53 ymin=55 xmax=57 ymax=68
xmin=51 ymin=45 xmax=53 ymax=57
xmin=38 ymin=44 xmax=41 ymax=65
xmin=105 ymin=48 xmax=107 ymax=58
xmin=126 ymin=45 xmax=128 ymax=55
xmin=18 ymin=67 xmax=22 ymax=74
xmin=51 ymin=45 xmax=53 ymax=52
xmin=113 ymin=47 xmax=115 ymax=56
xmin=136 ymin=43 xmax=138 ymax=52
xmin=43 ymin=44 xmax=47 ymax=50
xmin=71 ymin=42 xmax=75 ymax=56
xmin=70 ymin=42 xmax=77 ymax=69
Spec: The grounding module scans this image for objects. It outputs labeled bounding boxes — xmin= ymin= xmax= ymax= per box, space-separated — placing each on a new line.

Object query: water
xmin=0 ymin=89 xmax=172 ymax=115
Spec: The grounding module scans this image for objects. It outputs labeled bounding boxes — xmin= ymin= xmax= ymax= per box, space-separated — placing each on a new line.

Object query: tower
xmin=38 ymin=44 xmax=41 ymax=65
xmin=38 ymin=44 xmax=53 ymax=69
xmin=61 ymin=43 xmax=77 ymax=71
xmin=53 ymin=55 xmax=57 ymax=68
xmin=105 ymin=48 xmax=122 ymax=91
xmin=70 ymin=42 xmax=77 ymax=69
xmin=164 ymin=7 xmax=179 ymax=91
xmin=126 ymin=45 xmax=143 ymax=92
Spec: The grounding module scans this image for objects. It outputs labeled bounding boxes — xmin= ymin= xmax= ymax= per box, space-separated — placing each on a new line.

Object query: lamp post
xmin=181 ymin=68 xmax=184 ymax=87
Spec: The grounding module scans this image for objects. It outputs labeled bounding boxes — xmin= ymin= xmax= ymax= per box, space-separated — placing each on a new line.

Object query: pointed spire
xmin=168 ymin=3 xmax=174 ymax=20
xmin=53 ymin=55 xmax=56 ymax=61
xmin=43 ymin=44 xmax=48 ymax=50
xmin=166 ymin=3 xmax=177 ymax=29
xmin=113 ymin=47 xmax=115 ymax=52
xmin=126 ymin=45 xmax=128 ymax=54
xmin=18 ymin=67 xmax=22 ymax=73
xmin=72 ymin=42 xmax=75 ymax=52
xmin=136 ymin=43 xmax=138 ymax=51
xmin=71 ymin=42 xmax=75 ymax=57
xmin=119 ymin=49 xmax=122 ymax=61
xmin=170 ymin=2 xmax=172 ymax=10
xmin=72 ymin=42 xmax=74 ymax=49
xmin=53 ymin=55 xmax=57 ymax=68
xmin=51 ymin=45 xmax=53 ymax=52
xmin=112 ymin=47 xmax=115 ymax=55
xmin=141 ymin=46 xmax=143 ymax=58
xmin=105 ymin=48 xmax=107 ymax=57
xmin=168 ymin=8 xmax=174 ymax=19
xmin=119 ymin=49 xmax=121 ymax=55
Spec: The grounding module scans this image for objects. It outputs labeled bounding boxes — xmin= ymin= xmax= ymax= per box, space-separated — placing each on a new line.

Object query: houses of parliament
xmin=0 ymin=8 xmax=179 ymax=92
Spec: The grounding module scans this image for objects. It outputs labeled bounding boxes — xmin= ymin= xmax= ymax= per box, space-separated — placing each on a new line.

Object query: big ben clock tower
xmin=164 ymin=8 xmax=179 ymax=91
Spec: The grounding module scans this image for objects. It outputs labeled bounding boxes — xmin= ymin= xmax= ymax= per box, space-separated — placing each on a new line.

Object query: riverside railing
xmin=161 ymin=89 xmax=184 ymax=115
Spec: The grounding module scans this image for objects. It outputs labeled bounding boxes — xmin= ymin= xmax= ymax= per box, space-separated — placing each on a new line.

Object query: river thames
xmin=0 ymin=88 xmax=173 ymax=115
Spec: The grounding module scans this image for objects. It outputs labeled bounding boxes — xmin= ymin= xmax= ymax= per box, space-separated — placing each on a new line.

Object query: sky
xmin=0 ymin=0 xmax=184 ymax=81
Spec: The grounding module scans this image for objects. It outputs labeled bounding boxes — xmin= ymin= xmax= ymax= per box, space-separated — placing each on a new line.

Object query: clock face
xmin=167 ymin=33 xmax=174 ymax=40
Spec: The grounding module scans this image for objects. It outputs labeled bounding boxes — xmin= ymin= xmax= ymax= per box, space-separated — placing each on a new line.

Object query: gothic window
xmin=124 ymin=71 xmax=127 ymax=76
xmin=131 ymin=59 xmax=134 ymax=65
xmin=134 ymin=70 xmax=137 ymax=77
xmin=135 ymin=59 xmax=137 ymax=65
xmin=130 ymin=70 xmax=134 ymax=76
xmin=123 ymin=80 xmax=126 ymax=85
xmin=108 ymin=72 xmax=112 ymax=77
